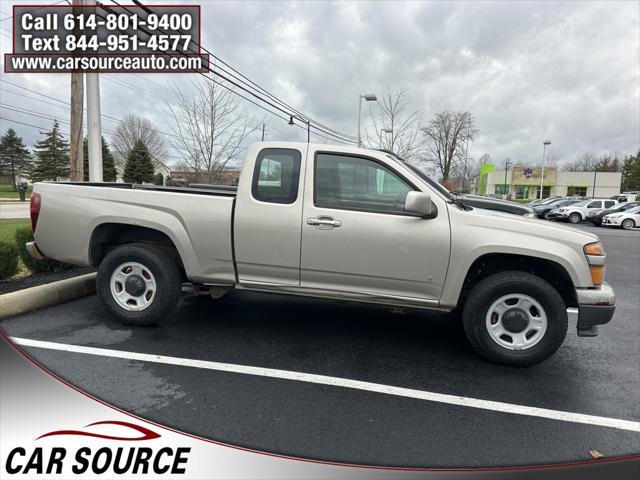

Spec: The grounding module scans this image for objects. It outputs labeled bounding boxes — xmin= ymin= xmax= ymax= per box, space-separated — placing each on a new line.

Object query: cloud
xmin=1 ymin=0 xmax=638 ymax=168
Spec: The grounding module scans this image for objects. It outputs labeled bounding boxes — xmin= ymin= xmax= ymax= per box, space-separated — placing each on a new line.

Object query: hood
xmin=459 ymin=204 xmax=599 ymax=244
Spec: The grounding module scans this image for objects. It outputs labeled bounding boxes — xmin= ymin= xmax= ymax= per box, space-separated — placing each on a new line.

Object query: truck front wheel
xmin=97 ymin=244 xmax=181 ymax=326
xmin=462 ymin=271 xmax=568 ymax=366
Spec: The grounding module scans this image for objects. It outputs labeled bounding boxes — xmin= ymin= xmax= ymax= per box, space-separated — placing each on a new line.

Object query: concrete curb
xmin=0 ymin=273 xmax=96 ymax=320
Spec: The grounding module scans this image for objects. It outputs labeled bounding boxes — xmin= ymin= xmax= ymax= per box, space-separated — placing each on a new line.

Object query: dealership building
xmin=475 ymin=166 xmax=622 ymax=200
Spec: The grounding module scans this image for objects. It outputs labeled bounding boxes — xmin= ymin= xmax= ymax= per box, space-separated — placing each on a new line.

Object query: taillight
xmin=30 ymin=193 xmax=41 ymax=234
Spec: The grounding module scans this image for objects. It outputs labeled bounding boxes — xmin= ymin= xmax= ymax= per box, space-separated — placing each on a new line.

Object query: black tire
xmin=543 ymin=211 xmax=551 ymax=220
xmin=97 ymin=243 xmax=181 ymax=326
xmin=568 ymin=212 xmax=582 ymax=224
xmin=462 ymin=271 xmax=568 ymax=367
xmin=621 ymin=218 xmax=635 ymax=230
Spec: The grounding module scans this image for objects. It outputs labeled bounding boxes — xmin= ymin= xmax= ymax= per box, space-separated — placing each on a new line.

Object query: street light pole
xmin=539 ymin=140 xmax=551 ymax=199
xmin=504 ymin=160 xmax=512 ymax=200
xmin=357 ymin=93 xmax=377 ymax=147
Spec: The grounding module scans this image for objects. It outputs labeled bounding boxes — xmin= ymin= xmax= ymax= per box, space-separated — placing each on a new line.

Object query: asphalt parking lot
xmin=2 ymin=222 xmax=639 ymax=468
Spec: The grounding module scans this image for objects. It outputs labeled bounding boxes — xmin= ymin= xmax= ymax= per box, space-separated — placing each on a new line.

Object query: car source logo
xmin=4 ymin=420 xmax=190 ymax=475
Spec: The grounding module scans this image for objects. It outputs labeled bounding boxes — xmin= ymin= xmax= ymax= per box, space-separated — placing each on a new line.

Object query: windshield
xmin=571 ymin=200 xmax=589 ymax=207
xmin=558 ymin=199 xmax=580 ymax=206
xmin=399 ymin=160 xmax=453 ymax=200
xmin=625 ymin=206 xmax=640 ymax=214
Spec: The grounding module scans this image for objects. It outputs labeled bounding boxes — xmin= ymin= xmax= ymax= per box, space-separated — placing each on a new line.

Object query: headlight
xmin=584 ymin=242 xmax=604 ymax=256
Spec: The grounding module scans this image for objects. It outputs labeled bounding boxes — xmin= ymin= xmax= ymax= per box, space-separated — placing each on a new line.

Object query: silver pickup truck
xmin=27 ymin=142 xmax=616 ymax=366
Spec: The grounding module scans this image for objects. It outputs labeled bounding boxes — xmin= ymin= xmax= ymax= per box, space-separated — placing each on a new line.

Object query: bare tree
xmin=166 ymin=79 xmax=258 ymax=183
xmin=563 ymin=152 xmax=596 ymax=171
xmin=364 ymin=86 xmax=425 ymax=162
xmin=112 ymin=113 xmax=168 ymax=171
xmin=545 ymin=150 xmax=559 ymax=168
xmin=470 ymin=153 xmax=492 ymax=179
xmin=593 ymin=152 xmax=623 ymax=172
xmin=422 ymin=111 xmax=476 ymax=181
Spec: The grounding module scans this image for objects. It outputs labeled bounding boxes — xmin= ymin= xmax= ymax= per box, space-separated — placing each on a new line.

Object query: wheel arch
xmin=89 ymin=223 xmax=185 ymax=272
xmin=457 ymin=253 xmax=578 ymax=309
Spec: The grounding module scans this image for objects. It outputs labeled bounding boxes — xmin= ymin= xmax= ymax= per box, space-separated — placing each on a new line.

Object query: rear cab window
xmin=252 ymin=148 xmax=301 ymax=204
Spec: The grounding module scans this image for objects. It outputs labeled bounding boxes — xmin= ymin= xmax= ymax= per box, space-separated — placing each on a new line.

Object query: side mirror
xmin=404 ymin=191 xmax=432 ymax=217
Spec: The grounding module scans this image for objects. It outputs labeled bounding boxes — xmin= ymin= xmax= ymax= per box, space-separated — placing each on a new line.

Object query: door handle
xmin=307 ymin=216 xmax=342 ymax=229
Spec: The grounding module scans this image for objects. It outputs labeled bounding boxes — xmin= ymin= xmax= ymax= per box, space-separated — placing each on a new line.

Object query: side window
xmin=586 ymin=201 xmax=600 ymax=208
xmin=252 ymin=148 xmax=301 ymax=204
xmin=315 ymin=153 xmax=413 ymax=214
xmin=604 ymin=201 xmax=615 ymax=208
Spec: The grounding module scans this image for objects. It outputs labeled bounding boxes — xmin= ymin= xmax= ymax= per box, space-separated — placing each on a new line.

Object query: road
xmin=0 ymin=202 xmax=29 ymax=218
xmin=1 ymin=223 xmax=639 ymax=467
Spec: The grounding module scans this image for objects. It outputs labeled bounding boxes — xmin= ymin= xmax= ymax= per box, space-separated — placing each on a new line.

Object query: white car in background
xmin=556 ymin=198 xmax=618 ymax=224
xmin=601 ymin=206 xmax=640 ymax=230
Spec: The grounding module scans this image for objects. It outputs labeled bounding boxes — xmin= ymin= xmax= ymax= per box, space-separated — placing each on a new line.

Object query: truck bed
xmin=33 ymin=181 xmax=237 ymax=285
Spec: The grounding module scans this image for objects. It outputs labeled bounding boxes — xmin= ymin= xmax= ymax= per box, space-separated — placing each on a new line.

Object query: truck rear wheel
xmin=462 ymin=271 xmax=567 ymax=366
xmin=97 ymin=244 xmax=181 ymax=326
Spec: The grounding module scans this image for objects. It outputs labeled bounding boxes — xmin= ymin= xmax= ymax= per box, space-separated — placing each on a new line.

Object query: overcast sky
xmin=1 ymin=0 xmax=638 ymax=169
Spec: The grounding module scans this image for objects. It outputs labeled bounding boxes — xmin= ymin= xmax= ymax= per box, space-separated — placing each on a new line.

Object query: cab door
xmin=234 ymin=145 xmax=306 ymax=286
xmin=299 ymin=150 xmax=450 ymax=302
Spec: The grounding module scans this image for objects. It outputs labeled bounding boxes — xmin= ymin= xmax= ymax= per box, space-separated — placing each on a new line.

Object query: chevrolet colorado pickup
xmin=27 ymin=142 xmax=616 ymax=366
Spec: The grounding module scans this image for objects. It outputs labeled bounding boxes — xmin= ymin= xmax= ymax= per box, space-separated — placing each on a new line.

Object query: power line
xmin=0 ymin=79 xmax=185 ymax=140
xmin=0 ymin=104 xmax=186 ymax=160
xmin=117 ymin=0 xmax=356 ymax=144
xmin=0 ymin=0 xmax=68 ymax=22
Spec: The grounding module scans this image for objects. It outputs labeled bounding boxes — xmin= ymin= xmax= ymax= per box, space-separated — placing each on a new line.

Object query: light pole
xmin=357 ymin=93 xmax=377 ymax=147
xmin=539 ymin=140 xmax=551 ymax=199
xmin=504 ymin=160 xmax=512 ymax=200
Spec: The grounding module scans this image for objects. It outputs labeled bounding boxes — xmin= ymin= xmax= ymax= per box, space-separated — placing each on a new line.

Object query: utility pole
xmin=261 ymin=124 xmax=265 ymax=141
xmin=592 ymin=168 xmax=598 ymax=198
xmin=307 ymin=121 xmax=310 ymax=143
xmin=85 ymin=0 xmax=103 ymax=182
xmin=68 ymin=0 xmax=84 ymax=181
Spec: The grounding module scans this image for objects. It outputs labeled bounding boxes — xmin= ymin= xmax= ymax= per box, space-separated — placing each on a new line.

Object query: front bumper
xmin=601 ymin=217 xmax=622 ymax=226
xmin=571 ymin=282 xmax=616 ymax=337
xmin=25 ymin=241 xmax=45 ymax=260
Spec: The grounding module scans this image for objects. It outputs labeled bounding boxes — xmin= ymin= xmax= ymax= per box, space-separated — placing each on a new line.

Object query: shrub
xmin=14 ymin=226 xmax=72 ymax=273
xmin=0 ymin=241 xmax=19 ymax=280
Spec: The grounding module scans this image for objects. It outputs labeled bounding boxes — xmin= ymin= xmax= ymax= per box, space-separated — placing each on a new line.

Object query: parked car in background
xmin=611 ymin=193 xmax=639 ymax=203
xmin=602 ymin=206 xmax=640 ymax=230
xmin=534 ymin=198 xmax=583 ymax=220
xmin=528 ymin=196 xmax=561 ymax=207
xmin=591 ymin=202 xmax=640 ymax=226
xmin=453 ymin=194 xmax=535 ymax=217
xmin=556 ymin=199 xmax=618 ymax=224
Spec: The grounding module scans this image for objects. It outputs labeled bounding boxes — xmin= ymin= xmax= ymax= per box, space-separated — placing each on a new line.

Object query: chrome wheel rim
xmin=485 ymin=294 xmax=547 ymax=351
xmin=110 ymin=262 xmax=157 ymax=311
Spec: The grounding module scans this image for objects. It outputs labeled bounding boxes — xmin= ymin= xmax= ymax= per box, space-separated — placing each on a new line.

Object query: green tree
xmin=122 ymin=140 xmax=154 ymax=184
xmin=83 ymin=136 xmax=117 ymax=182
xmin=621 ymin=151 xmax=640 ymax=192
xmin=0 ymin=128 xmax=31 ymax=189
xmin=31 ymin=120 xmax=69 ymax=182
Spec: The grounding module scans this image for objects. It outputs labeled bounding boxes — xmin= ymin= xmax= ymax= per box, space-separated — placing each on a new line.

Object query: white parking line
xmin=12 ymin=336 xmax=640 ymax=433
